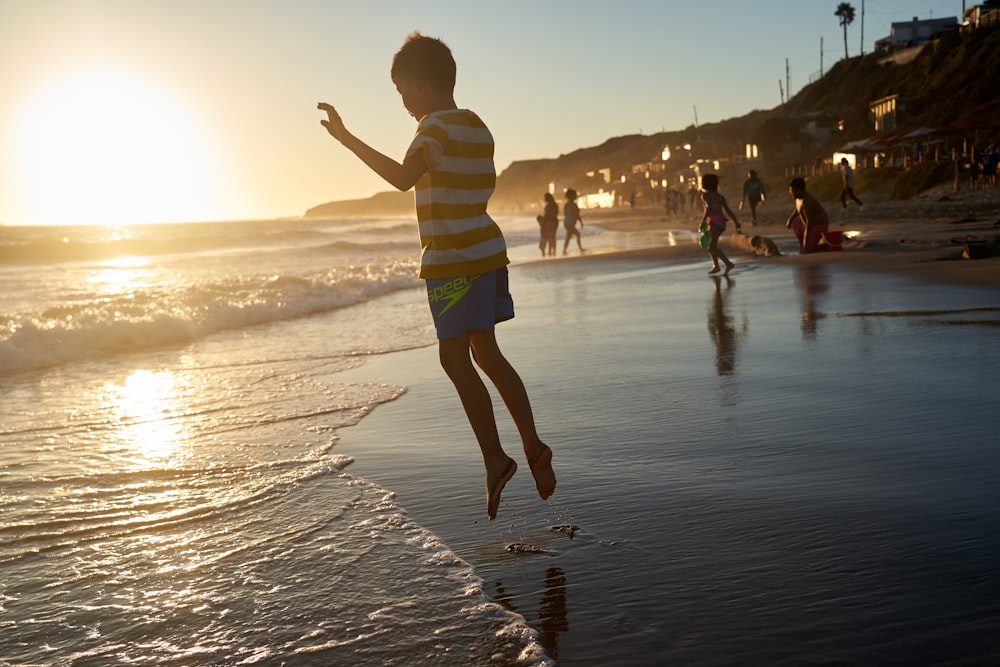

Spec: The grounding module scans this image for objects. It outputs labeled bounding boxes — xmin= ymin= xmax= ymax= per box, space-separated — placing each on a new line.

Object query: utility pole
xmin=779 ymin=79 xmax=785 ymax=105
xmin=693 ymin=105 xmax=699 ymax=128
xmin=785 ymin=58 xmax=791 ymax=102
xmin=820 ymin=37 xmax=824 ymax=77
xmin=860 ymin=0 xmax=865 ymax=56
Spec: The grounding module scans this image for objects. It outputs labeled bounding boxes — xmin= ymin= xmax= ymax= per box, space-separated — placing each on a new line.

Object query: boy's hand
xmin=317 ymin=102 xmax=347 ymax=142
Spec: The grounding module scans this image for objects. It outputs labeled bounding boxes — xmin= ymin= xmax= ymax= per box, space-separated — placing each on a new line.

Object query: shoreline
xmin=567 ymin=185 xmax=1000 ymax=289
xmin=334 ymin=242 xmax=1000 ymax=665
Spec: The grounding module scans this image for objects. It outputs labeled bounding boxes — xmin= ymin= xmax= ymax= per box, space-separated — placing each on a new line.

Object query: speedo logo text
xmin=428 ymin=276 xmax=476 ymax=315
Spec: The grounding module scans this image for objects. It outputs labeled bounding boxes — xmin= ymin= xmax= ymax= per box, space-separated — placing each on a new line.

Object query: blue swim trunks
xmin=426 ymin=267 xmax=515 ymax=339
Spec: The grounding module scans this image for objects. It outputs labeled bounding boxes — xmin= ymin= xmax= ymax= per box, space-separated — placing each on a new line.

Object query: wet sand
xmin=588 ymin=183 xmax=1000 ymax=289
xmin=334 ymin=194 xmax=1000 ymax=664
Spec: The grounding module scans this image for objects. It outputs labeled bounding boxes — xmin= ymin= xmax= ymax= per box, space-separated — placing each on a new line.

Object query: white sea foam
xmin=0 ymin=215 xmax=552 ymax=664
xmin=0 ymin=219 xmax=428 ymax=375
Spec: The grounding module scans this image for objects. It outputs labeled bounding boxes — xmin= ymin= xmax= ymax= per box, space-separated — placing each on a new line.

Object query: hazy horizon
xmin=0 ymin=0 xmax=964 ymax=226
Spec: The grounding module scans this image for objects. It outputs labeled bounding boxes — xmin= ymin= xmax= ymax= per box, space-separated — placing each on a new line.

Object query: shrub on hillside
xmin=801 ymin=172 xmax=845 ymax=202
xmin=782 ymin=168 xmax=902 ymax=204
xmin=856 ymin=167 xmax=899 ymax=195
xmin=890 ymin=161 xmax=955 ymax=200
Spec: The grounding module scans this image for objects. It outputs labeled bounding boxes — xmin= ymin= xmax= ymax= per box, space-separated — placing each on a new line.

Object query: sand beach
xmin=335 ymin=188 xmax=1000 ymax=665
xmin=588 ymin=183 xmax=1000 ymax=289
xmin=2 ymin=191 xmax=998 ymax=665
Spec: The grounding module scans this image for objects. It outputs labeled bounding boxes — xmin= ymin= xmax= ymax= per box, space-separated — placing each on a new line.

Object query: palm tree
xmin=835 ymin=2 xmax=856 ymax=59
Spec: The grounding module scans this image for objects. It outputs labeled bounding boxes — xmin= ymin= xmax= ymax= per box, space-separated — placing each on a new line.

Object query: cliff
xmin=305 ymin=22 xmax=1000 ymax=218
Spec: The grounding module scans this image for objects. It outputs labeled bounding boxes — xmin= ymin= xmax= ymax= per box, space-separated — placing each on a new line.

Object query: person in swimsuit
xmin=698 ymin=173 xmax=742 ymax=274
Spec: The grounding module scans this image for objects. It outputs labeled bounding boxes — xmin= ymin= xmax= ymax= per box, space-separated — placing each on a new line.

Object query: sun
xmin=9 ymin=68 xmax=223 ymax=226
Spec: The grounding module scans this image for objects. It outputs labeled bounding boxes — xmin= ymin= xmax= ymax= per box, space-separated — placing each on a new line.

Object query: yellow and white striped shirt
xmin=405 ymin=109 xmax=509 ymax=280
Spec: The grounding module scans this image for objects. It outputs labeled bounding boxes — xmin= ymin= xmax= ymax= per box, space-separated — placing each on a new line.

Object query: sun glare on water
xmin=106 ymin=369 xmax=188 ymax=467
xmin=87 ymin=256 xmax=154 ymax=294
xmin=10 ymin=68 xmax=222 ymax=227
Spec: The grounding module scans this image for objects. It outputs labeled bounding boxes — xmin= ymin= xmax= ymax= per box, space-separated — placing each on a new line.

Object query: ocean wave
xmin=0 ymin=454 xmax=551 ymax=665
xmin=0 ymin=218 xmax=418 ymax=265
xmin=0 ymin=259 xmax=422 ymax=375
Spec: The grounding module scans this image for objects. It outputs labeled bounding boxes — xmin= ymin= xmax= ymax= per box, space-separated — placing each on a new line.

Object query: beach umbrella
xmin=902 ymin=127 xmax=937 ymax=139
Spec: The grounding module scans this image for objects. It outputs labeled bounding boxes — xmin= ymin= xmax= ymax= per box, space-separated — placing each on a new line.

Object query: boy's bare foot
xmin=708 ymin=266 xmax=721 ymax=274
xmin=528 ymin=444 xmax=556 ymax=500
xmin=487 ymin=457 xmax=517 ymax=520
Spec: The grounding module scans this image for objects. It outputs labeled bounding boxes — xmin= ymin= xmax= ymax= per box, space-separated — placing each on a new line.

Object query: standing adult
xmin=839 ymin=157 xmax=864 ymax=211
xmin=739 ymin=169 xmax=766 ymax=225
xmin=983 ymin=148 xmax=998 ymax=188
xmin=562 ymin=189 xmax=585 ymax=255
xmin=536 ymin=192 xmax=559 ymax=257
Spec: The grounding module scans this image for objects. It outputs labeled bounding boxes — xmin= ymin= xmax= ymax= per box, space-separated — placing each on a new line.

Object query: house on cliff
xmin=963 ymin=1 xmax=1000 ymax=30
xmin=875 ymin=15 xmax=959 ymax=52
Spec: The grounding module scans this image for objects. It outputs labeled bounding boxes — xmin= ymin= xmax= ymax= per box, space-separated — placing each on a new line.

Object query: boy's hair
xmin=790 ymin=177 xmax=807 ymax=190
xmin=565 ymin=188 xmax=578 ymax=201
xmin=701 ymin=174 xmax=719 ymax=191
xmin=391 ymin=31 xmax=456 ymax=93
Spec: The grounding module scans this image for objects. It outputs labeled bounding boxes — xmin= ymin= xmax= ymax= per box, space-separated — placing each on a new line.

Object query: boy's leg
xmin=438 ymin=333 xmax=517 ymax=520
xmin=469 ymin=329 xmax=556 ymax=500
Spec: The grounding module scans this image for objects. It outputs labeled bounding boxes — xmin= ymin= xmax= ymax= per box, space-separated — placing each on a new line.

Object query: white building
xmin=875 ymin=16 xmax=958 ymax=51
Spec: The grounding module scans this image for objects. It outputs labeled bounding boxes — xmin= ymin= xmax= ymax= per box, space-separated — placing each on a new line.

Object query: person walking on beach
xmin=536 ymin=192 xmax=559 ymax=257
xmin=786 ymin=177 xmax=830 ymax=254
xmin=317 ymin=32 xmax=555 ymax=521
xmin=839 ymin=157 xmax=864 ymax=211
xmin=562 ymin=188 xmax=585 ymax=255
xmin=739 ymin=169 xmax=766 ymax=225
xmin=698 ymin=174 xmax=741 ymax=274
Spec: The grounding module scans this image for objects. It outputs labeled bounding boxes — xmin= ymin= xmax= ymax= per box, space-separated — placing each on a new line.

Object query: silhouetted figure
xmin=740 ymin=169 xmax=766 ymax=225
xmin=317 ymin=32 xmax=555 ymax=521
xmin=536 ymin=192 xmax=559 ymax=257
xmin=786 ymin=177 xmax=830 ymax=254
xmin=698 ymin=174 xmax=741 ymax=274
xmin=562 ymin=188 xmax=584 ymax=255
xmin=839 ymin=157 xmax=864 ymax=211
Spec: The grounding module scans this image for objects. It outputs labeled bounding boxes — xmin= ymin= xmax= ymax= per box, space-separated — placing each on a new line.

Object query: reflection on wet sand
xmin=494 ymin=567 xmax=569 ymax=660
xmin=707 ymin=275 xmax=746 ymax=376
xmin=795 ymin=264 xmax=831 ymax=340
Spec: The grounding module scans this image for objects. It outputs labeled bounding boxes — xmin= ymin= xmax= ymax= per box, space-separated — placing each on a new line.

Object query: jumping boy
xmin=317 ymin=32 xmax=555 ymax=520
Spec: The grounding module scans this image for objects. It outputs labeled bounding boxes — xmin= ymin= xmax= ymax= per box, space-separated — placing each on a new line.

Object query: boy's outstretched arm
xmin=317 ymin=102 xmax=426 ymax=191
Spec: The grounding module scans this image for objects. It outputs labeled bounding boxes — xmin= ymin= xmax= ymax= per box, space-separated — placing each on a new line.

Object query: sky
xmin=0 ymin=0 xmax=968 ymax=226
